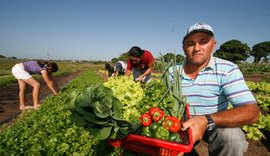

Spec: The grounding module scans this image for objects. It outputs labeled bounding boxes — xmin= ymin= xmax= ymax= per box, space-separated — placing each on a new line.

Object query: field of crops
xmin=0 ymin=70 xmax=107 ymax=155
xmin=0 ymin=59 xmax=269 ymax=155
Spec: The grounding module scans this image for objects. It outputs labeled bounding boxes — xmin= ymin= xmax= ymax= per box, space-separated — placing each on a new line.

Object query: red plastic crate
xmin=109 ymin=105 xmax=193 ymax=156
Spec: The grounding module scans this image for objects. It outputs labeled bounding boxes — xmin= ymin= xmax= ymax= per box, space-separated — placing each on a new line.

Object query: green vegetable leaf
xmin=93 ymin=101 xmax=111 ymax=119
xmin=88 ymin=126 xmax=113 ymax=140
xmin=83 ymin=113 xmax=111 ymax=126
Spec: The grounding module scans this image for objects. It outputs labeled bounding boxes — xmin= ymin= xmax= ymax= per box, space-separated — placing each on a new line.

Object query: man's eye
xmin=185 ymin=42 xmax=195 ymax=47
xmin=200 ymin=39 xmax=210 ymax=45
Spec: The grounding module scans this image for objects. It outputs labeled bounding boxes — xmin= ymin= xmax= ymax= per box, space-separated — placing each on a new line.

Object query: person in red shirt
xmin=125 ymin=46 xmax=155 ymax=83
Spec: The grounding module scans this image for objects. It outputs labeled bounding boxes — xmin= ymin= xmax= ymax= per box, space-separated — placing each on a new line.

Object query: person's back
xmin=115 ymin=61 xmax=127 ymax=75
xmin=23 ymin=60 xmax=46 ymax=75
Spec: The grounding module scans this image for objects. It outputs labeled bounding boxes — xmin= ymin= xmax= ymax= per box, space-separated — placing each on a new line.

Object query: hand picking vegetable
xmin=162 ymin=116 xmax=181 ymax=133
xmin=149 ymin=107 xmax=164 ymax=122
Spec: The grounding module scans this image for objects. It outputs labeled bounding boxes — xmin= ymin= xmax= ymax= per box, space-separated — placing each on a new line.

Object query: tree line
xmin=214 ymin=40 xmax=270 ymax=63
xmin=110 ymin=40 xmax=270 ymax=64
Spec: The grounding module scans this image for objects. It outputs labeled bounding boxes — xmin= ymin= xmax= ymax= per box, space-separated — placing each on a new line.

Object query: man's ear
xmin=211 ymin=39 xmax=217 ymax=51
xmin=182 ymin=46 xmax=187 ymax=56
xmin=213 ymin=38 xmax=217 ymax=46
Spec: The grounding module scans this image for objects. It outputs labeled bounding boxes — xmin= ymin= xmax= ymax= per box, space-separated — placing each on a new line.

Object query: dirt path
xmin=0 ymin=72 xmax=269 ymax=155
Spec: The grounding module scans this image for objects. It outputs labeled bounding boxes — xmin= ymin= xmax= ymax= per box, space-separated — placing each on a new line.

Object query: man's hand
xmin=135 ymin=75 xmax=145 ymax=82
xmin=181 ymin=116 xmax=208 ymax=144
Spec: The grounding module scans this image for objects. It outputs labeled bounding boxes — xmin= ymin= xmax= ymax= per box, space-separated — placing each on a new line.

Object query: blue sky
xmin=0 ymin=0 xmax=269 ymax=61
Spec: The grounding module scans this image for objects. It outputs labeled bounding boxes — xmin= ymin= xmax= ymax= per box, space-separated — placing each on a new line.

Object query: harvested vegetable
xmin=137 ymin=80 xmax=174 ymax=115
xmin=149 ymin=107 xmax=164 ymax=122
xmin=153 ymin=126 xmax=170 ymax=140
xmin=141 ymin=126 xmax=152 ymax=137
xmin=140 ymin=112 xmax=152 ymax=127
xmin=169 ymin=133 xmax=182 ymax=142
xmin=149 ymin=122 xmax=161 ymax=132
xmin=162 ymin=116 xmax=181 ymax=133
xmin=104 ymin=76 xmax=143 ymax=121
xmin=71 ymin=83 xmax=140 ymax=140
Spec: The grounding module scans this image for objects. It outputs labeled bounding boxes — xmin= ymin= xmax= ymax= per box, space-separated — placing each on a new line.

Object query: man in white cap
xmin=176 ymin=23 xmax=259 ymax=155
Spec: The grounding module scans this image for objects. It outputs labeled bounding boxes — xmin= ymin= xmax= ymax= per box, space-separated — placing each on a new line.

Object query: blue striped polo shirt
xmin=170 ymin=56 xmax=257 ymax=116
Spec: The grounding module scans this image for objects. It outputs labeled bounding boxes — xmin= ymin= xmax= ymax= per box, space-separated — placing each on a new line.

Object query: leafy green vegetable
xmin=104 ymin=76 xmax=144 ymax=120
xmin=137 ymin=80 xmax=174 ymax=115
xmin=71 ymin=83 xmax=140 ymax=140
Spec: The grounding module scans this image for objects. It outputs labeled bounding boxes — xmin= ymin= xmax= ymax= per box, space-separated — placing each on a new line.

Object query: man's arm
xmin=136 ymin=62 xmax=153 ymax=82
xmin=181 ymin=103 xmax=259 ymax=143
xmin=142 ymin=62 xmax=153 ymax=77
xmin=125 ymin=69 xmax=131 ymax=76
xmin=210 ymin=103 xmax=259 ymax=127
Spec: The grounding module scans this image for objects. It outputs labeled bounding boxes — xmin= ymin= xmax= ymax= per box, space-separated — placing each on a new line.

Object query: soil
xmin=0 ymin=72 xmax=269 ymax=155
xmin=244 ymin=73 xmax=270 ymax=83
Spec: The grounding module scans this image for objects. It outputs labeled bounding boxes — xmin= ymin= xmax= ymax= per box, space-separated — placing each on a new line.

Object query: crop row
xmin=0 ymin=70 xmax=115 ymax=156
xmin=239 ymin=63 xmax=270 ymax=74
xmin=243 ymin=81 xmax=270 ymax=140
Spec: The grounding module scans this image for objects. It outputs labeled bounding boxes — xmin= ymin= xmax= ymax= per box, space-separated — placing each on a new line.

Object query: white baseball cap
xmin=183 ymin=23 xmax=214 ymax=42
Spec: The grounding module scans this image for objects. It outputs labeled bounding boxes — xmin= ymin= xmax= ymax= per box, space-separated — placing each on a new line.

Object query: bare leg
xmin=22 ymin=77 xmax=41 ymax=109
xmin=18 ymin=79 xmax=27 ymax=110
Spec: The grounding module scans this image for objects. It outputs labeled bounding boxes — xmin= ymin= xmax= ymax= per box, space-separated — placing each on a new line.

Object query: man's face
xmin=130 ymin=56 xmax=141 ymax=64
xmin=182 ymin=32 xmax=216 ymax=66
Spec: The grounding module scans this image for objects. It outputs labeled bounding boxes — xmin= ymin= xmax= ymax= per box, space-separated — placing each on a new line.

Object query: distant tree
xmin=0 ymin=55 xmax=6 ymax=58
xmin=118 ymin=52 xmax=129 ymax=62
xmin=176 ymin=54 xmax=185 ymax=62
xmin=162 ymin=53 xmax=175 ymax=62
xmin=111 ymin=58 xmax=118 ymax=63
xmin=10 ymin=56 xmax=17 ymax=59
xmin=157 ymin=53 xmax=184 ymax=63
xmin=250 ymin=41 xmax=270 ymax=63
xmin=214 ymin=39 xmax=250 ymax=63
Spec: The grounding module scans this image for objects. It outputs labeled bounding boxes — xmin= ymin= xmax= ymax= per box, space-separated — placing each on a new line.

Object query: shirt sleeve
xmin=126 ymin=60 xmax=132 ymax=70
xmin=145 ymin=50 xmax=155 ymax=65
xmin=221 ymin=64 xmax=257 ymax=107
